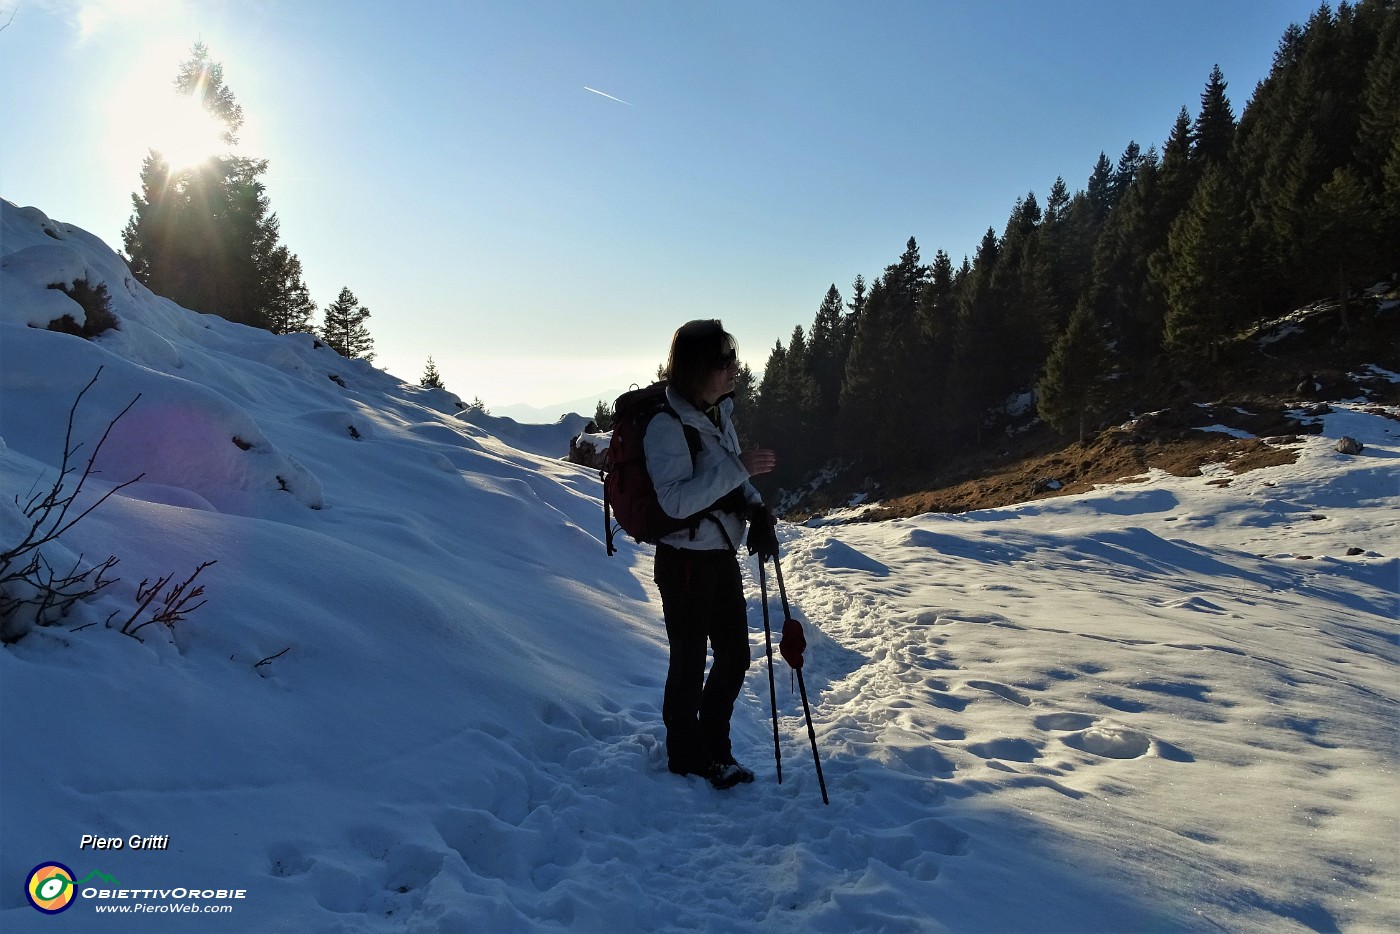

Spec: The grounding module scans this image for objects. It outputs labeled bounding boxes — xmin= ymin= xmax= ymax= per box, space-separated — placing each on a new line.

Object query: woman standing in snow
xmin=646 ymin=319 xmax=778 ymax=790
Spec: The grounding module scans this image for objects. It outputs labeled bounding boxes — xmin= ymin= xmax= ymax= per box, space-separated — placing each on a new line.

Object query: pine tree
xmin=1192 ymin=65 xmax=1236 ymax=169
xmin=916 ymin=249 xmax=959 ymax=435
xmin=1109 ymin=141 xmax=1144 ymax=208
xmin=1232 ymin=2 xmax=1388 ymax=308
xmin=838 ymin=279 xmax=887 ymax=463
xmin=1310 ymin=166 xmax=1382 ymax=328
xmin=776 ymin=325 xmax=820 ymax=477
xmin=591 ymin=400 xmax=613 ymax=432
xmin=1358 ymin=4 xmax=1400 ymax=248
xmin=421 ymin=356 xmax=446 ymax=389
xmin=262 ymin=247 xmax=317 ymax=334
xmin=1146 ymin=107 xmax=1201 ymax=329
xmin=175 ymin=43 xmax=244 ymax=133
xmin=1037 ymin=299 xmax=1115 ymax=442
xmin=945 ymin=228 xmax=1004 ymax=441
xmin=807 ymin=285 xmax=847 ymax=421
xmin=320 ymin=287 xmax=376 ymax=362
xmin=1384 ymin=131 xmax=1400 ymax=236
xmin=1040 ymin=177 xmax=1080 ymax=327
xmin=1092 ymin=152 xmax=1170 ymax=364
xmin=122 ymin=43 xmax=293 ymax=330
xmin=1162 ymin=165 xmax=1248 ymax=366
xmin=1056 ymin=189 xmax=1102 ymax=329
xmin=917 ymin=250 xmax=956 ymax=342
xmin=839 ymin=240 xmax=930 ymax=468
xmin=844 ymin=274 xmax=868 ymax=346
xmin=1087 ymin=152 xmax=1115 ymax=221
xmin=730 ymin=362 xmax=758 ymax=447
xmin=1159 ymin=107 xmax=1196 ymax=199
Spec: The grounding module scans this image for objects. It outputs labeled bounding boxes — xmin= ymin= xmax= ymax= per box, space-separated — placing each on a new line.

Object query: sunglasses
xmin=716 ymin=349 xmax=738 ymax=370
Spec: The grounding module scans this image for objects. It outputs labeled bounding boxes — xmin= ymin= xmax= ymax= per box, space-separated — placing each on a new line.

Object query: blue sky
xmin=2 ymin=0 xmax=1322 ymax=414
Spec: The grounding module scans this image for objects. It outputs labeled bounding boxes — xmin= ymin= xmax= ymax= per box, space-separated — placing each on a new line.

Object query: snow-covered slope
xmin=1 ymin=199 xmax=1396 ymax=932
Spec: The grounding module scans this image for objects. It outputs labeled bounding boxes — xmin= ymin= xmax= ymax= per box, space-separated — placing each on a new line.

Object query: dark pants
xmin=654 ymin=544 xmax=752 ymax=769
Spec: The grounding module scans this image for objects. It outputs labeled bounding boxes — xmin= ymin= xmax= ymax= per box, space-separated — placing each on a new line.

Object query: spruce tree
xmin=844 ymin=274 xmax=868 ymax=346
xmin=320 ymin=287 xmax=376 ymax=362
xmin=730 ymin=363 xmax=758 ymax=446
xmin=751 ymin=341 xmax=786 ymax=465
xmin=1192 ymin=65 xmax=1236 ymax=169
xmin=1109 ymin=141 xmax=1144 ymax=208
xmin=807 ymin=285 xmax=846 ymax=421
xmin=1383 ymin=131 xmax=1400 ymax=237
xmin=1162 ymin=165 xmax=1248 ymax=366
xmin=839 ymin=240 xmax=930 ymax=468
xmin=421 ymin=356 xmax=446 ymax=389
xmin=990 ymin=193 xmax=1057 ymax=385
xmin=1092 ymin=152 xmax=1170 ymax=364
xmin=1358 ymin=5 xmax=1400 ymax=248
xmin=1087 ymin=152 xmax=1115 ymax=221
xmin=1037 ymin=299 xmax=1114 ymax=442
xmin=1146 ymin=107 xmax=1201 ymax=329
xmin=122 ymin=43 xmax=294 ymax=330
xmin=591 ymin=400 xmax=613 ymax=432
xmin=1310 ymin=166 xmax=1381 ymax=328
xmin=1057 ymin=190 xmax=1102 ymax=329
xmin=945 ymin=228 xmax=1004 ymax=442
xmin=916 ymin=249 xmax=958 ymax=435
xmin=1231 ymin=2 xmax=1390 ymax=308
xmin=837 ymin=278 xmax=890 ymax=464
xmin=918 ymin=250 xmax=956 ymax=341
xmin=1040 ymin=177 xmax=1080 ymax=328
xmin=773 ymin=326 xmax=819 ymax=480
xmin=262 ymin=247 xmax=317 ymax=334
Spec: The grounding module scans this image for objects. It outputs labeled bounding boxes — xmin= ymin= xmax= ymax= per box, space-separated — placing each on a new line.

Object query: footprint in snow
xmin=301 ymin=827 xmax=450 ymax=918
xmin=1061 ymin=724 xmax=1152 ymax=760
xmin=966 ymin=679 xmax=1033 ymax=706
xmin=1034 ymin=713 xmax=1190 ymax=761
xmin=965 ymin=737 xmax=1043 ymax=763
xmin=268 ymin=841 xmax=313 ymax=878
xmin=1033 ymin=712 xmax=1097 ymax=732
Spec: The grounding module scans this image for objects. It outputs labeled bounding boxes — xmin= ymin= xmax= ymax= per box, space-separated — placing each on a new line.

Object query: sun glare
xmin=105 ymin=43 xmax=236 ymax=181
xmin=145 ymin=92 xmax=230 ymax=171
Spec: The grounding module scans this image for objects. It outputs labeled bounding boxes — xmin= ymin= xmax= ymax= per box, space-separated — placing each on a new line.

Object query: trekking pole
xmin=756 ymin=558 xmax=783 ymax=784
xmin=772 ymin=551 xmax=830 ymax=806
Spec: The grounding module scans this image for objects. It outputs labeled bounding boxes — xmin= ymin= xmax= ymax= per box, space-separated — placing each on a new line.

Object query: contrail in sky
xmin=584 ymin=86 xmax=633 ymax=106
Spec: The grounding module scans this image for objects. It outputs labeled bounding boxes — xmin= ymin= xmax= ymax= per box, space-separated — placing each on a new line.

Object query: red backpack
xmin=601 ymin=381 xmax=704 ymax=555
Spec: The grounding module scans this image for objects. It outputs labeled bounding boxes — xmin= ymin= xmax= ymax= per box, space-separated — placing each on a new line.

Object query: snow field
xmin=2 ymin=199 xmax=1397 ymax=932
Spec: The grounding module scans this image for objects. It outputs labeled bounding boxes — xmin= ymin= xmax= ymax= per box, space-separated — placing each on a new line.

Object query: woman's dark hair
xmin=667 ymin=319 xmax=737 ymax=405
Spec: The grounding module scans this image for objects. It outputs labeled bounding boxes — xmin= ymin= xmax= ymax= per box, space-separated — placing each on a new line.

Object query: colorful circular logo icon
xmin=26 ymin=863 xmax=77 ymax=914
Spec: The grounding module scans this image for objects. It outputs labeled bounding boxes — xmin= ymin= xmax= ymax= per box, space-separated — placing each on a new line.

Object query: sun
xmin=144 ymin=92 xmax=231 ymax=172
xmin=104 ymin=41 xmax=237 ymax=181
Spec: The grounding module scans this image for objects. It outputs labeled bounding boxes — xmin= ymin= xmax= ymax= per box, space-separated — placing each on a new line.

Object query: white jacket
xmin=644 ymin=386 xmax=762 ymax=551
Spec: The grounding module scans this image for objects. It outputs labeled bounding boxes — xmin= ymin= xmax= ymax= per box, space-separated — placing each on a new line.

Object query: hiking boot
xmin=708 ymin=760 xmax=755 ymax=790
xmin=668 ymin=758 xmax=709 ymax=778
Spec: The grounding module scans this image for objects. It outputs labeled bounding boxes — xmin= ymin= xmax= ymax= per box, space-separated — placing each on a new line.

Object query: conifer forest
xmin=746 ymin=1 xmax=1397 ymax=496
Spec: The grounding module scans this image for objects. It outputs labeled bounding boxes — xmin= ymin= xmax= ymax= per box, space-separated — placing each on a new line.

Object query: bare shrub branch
xmin=1 ymin=369 xmax=141 ymax=640
xmin=255 ymin=646 xmax=291 ymax=669
xmin=114 ymin=561 xmax=217 ymax=638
